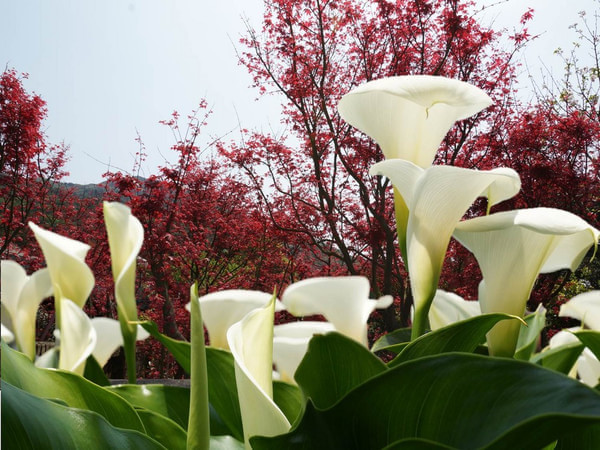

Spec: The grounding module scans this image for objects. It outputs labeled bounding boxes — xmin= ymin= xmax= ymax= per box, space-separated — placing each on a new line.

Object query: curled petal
xmin=90 ymin=318 xmax=150 ymax=367
xmin=104 ymin=202 xmax=144 ymax=333
xmin=281 ymin=276 xmax=392 ymax=346
xmin=429 ymin=290 xmax=481 ymax=330
xmin=559 ymin=291 xmax=600 ymax=330
xmin=273 ymin=321 xmax=335 ymax=383
xmin=2 ymin=323 xmax=14 ymax=344
xmin=454 ymin=208 xmax=599 ymax=356
xmin=227 ymin=295 xmax=290 ymax=447
xmin=59 ymin=299 xmax=97 ymax=376
xmin=185 ymin=289 xmax=282 ymax=350
xmin=338 ymin=75 xmax=492 ymax=166
xmin=28 ymin=222 xmax=94 ymax=309
xmin=1 ymin=261 xmax=52 ymax=359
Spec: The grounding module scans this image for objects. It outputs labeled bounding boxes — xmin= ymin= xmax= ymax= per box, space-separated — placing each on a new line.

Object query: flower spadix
xmin=273 ymin=321 xmax=335 ymax=383
xmin=281 ymin=276 xmax=392 ymax=346
xmin=370 ymin=160 xmax=520 ymax=338
xmin=185 ymin=289 xmax=284 ymax=350
xmin=226 ymin=294 xmax=290 ymax=448
xmin=338 ymin=75 xmax=492 ymax=166
xmin=1 ymin=260 xmax=52 ymax=359
xmin=28 ymin=222 xmax=94 ymax=318
xmin=103 ymin=202 xmax=144 ymax=338
xmin=454 ymin=208 xmax=600 ymax=357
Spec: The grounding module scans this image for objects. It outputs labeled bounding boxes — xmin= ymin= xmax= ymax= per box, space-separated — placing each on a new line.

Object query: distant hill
xmin=60 ymin=181 xmax=105 ymax=199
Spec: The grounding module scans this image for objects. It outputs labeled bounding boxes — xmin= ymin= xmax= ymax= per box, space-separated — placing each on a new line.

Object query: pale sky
xmin=2 ymin=0 xmax=597 ymax=184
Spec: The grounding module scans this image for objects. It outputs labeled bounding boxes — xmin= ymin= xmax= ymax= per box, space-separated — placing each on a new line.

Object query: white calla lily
xmin=226 ymin=295 xmax=290 ymax=448
xmin=1 ymin=260 xmax=52 ymax=359
xmin=370 ymin=160 xmax=521 ymax=338
xmin=338 ymin=75 xmax=493 ymax=166
xmin=28 ymin=222 xmax=95 ymax=321
xmin=429 ymin=290 xmax=481 ymax=331
xmin=549 ymin=327 xmax=600 ymax=387
xmin=273 ymin=321 xmax=336 ymax=383
xmin=185 ymin=289 xmax=283 ymax=350
xmin=89 ymin=318 xmax=150 ymax=367
xmin=281 ymin=276 xmax=392 ymax=346
xmin=453 ymin=208 xmax=599 ymax=356
xmin=59 ymin=299 xmax=97 ymax=376
xmin=559 ymin=290 xmax=600 ymax=330
xmin=103 ymin=202 xmax=144 ymax=336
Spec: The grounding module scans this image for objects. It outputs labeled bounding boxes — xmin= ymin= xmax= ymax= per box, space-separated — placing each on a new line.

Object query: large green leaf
xmin=514 ymin=309 xmax=547 ymax=361
xmin=83 ymin=354 xmax=111 ymax=386
xmin=139 ymin=319 xmax=244 ymax=441
xmin=389 ymin=313 xmax=520 ymax=367
xmin=295 ymin=332 xmax=387 ymax=409
xmin=273 ymin=381 xmax=304 ymax=426
xmin=107 ymin=384 xmax=190 ymax=429
xmin=252 ymin=348 xmax=600 ymax=449
xmin=136 ymin=408 xmax=187 ymax=450
xmin=1 ymin=342 xmax=144 ymax=432
xmin=371 ymin=327 xmax=412 ymax=353
xmin=531 ymin=342 xmax=585 ymax=374
xmin=555 ymin=423 xmax=600 ymax=450
xmin=1 ymin=381 xmax=165 ymax=450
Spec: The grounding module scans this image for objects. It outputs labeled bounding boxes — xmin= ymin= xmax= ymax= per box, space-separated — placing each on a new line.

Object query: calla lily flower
xmin=428 ymin=290 xmax=481 ymax=331
xmin=28 ymin=222 xmax=94 ymax=322
xmin=226 ymin=295 xmax=290 ymax=448
xmin=89 ymin=318 xmax=150 ymax=367
xmin=281 ymin=276 xmax=392 ymax=346
xmin=103 ymin=202 xmax=144 ymax=338
xmin=453 ymin=208 xmax=600 ymax=357
xmin=556 ymin=290 xmax=600 ymax=386
xmin=549 ymin=327 xmax=600 ymax=387
xmin=185 ymin=289 xmax=284 ymax=350
xmin=273 ymin=321 xmax=336 ymax=383
xmin=338 ymin=75 xmax=493 ymax=166
xmin=1 ymin=260 xmax=52 ymax=359
xmin=559 ymin=290 xmax=600 ymax=330
xmin=59 ymin=299 xmax=97 ymax=376
xmin=370 ymin=160 xmax=521 ymax=338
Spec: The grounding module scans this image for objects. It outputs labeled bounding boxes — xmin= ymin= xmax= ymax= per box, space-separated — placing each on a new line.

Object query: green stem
xmin=187 ymin=282 xmax=210 ymax=450
xmin=123 ymin=332 xmax=137 ymax=384
xmin=393 ymin=188 xmax=409 ymax=265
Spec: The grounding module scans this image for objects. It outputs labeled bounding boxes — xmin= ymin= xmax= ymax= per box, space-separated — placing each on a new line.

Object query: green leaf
xmin=1 ymin=381 xmax=165 ymax=450
xmin=139 ymin=320 xmax=191 ymax=372
xmin=514 ymin=309 xmax=547 ymax=361
xmin=83 ymin=354 xmax=111 ymax=386
xmin=389 ymin=313 xmax=520 ymax=367
xmin=107 ymin=384 xmax=190 ymax=429
xmin=531 ymin=342 xmax=585 ymax=374
xmin=209 ymin=435 xmax=245 ymax=449
xmin=1 ymin=342 xmax=145 ymax=432
xmin=139 ymin=319 xmax=244 ymax=441
xmin=273 ymin=381 xmax=304 ymax=425
xmin=573 ymin=330 xmax=600 ymax=360
xmin=294 ymin=332 xmax=387 ymax=409
xmin=371 ymin=327 xmax=412 ymax=353
xmin=383 ymin=438 xmax=457 ymax=449
xmin=136 ymin=408 xmax=187 ymax=450
xmin=253 ymin=351 xmax=600 ymax=449
xmin=555 ymin=423 xmax=600 ymax=450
